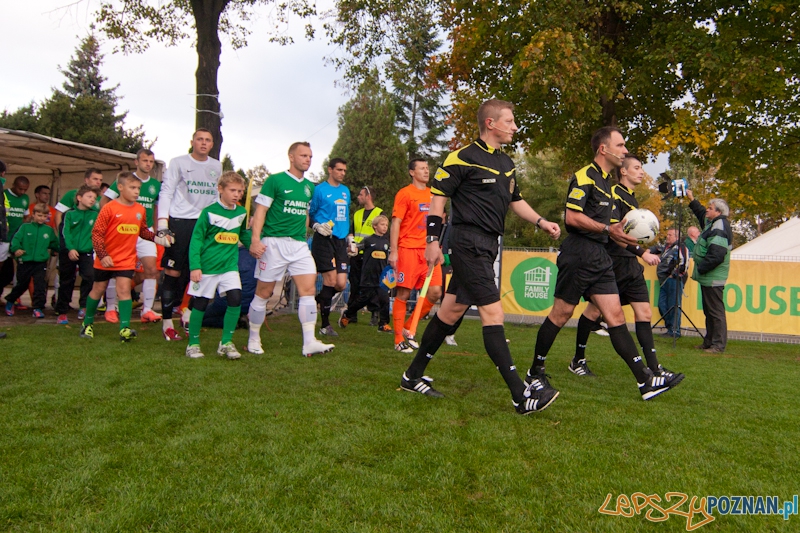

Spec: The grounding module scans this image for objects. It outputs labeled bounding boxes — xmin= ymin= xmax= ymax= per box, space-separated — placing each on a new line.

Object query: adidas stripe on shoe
xmin=513 ymin=388 xmax=559 ymax=415
xmin=639 ymin=368 xmax=672 ymax=400
xmin=400 ymin=373 xmax=444 ymax=397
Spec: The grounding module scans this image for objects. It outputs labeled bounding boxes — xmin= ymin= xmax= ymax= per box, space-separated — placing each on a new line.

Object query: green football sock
xmin=118 ymin=299 xmax=132 ymax=329
xmin=189 ymin=308 xmax=205 ymax=346
xmin=84 ymin=296 xmax=100 ymax=326
xmin=222 ymin=306 xmax=240 ymax=344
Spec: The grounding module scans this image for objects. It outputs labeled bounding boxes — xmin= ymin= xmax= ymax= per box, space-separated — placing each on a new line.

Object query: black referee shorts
xmin=311 ymin=234 xmax=349 ymax=274
xmin=446 ymin=226 xmax=500 ymax=306
xmin=612 ymin=256 xmax=650 ymax=305
xmin=161 ymin=217 xmax=197 ymax=272
xmin=94 ymin=268 xmax=135 ymax=282
xmin=554 ymin=235 xmax=618 ymax=305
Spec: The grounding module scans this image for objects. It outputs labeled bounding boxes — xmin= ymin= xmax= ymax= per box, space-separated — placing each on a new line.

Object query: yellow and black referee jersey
xmin=564 ymin=161 xmax=613 ymax=243
xmin=609 ymin=182 xmax=639 ymax=257
xmin=431 ymin=138 xmax=521 ymax=237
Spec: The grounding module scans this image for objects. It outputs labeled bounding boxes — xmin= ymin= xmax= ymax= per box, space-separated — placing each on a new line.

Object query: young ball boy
xmin=79 ymin=172 xmax=173 ymax=341
xmin=4 ymin=203 xmax=59 ymax=318
xmin=339 ymin=215 xmax=391 ymax=331
xmin=185 ymin=171 xmax=251 ymax=359
xmin=56 ymin=185 xmax=98 ymax=324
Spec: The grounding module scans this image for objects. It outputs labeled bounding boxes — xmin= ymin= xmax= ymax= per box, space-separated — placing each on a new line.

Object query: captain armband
xmin=626 ymin=244 xmax=645 ymax=257
xmin=426 ymin=215 xmax=443 ymax=240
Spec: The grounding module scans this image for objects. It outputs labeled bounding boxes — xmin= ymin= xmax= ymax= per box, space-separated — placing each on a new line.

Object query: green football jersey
xmin=256 ymin=171 xmax=315 ymax=242
xmin=189 ymin=201 xmax=252 ymax=275
xmin=106 ymin=175 xmax=160 ymax=227
xmin=56 ymin=188 xmax=100 ymax=213
xmin=3 ymin=190 xmax=30 ymax=240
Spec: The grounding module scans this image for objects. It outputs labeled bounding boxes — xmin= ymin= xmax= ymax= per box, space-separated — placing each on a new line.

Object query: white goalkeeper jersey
xmin=158 ymin=154 xmax=222 ymax=220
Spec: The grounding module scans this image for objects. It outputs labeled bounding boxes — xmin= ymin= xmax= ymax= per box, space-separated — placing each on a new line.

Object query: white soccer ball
xmin=622 ymin=208 xmax=660 ymax=245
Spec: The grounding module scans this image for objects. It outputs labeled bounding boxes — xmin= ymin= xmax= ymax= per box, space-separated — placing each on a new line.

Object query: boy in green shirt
xmin=4 ymin=204 xmax=59 ymax=318
xmin=56 ymin=185 xmax=98 ymax=324
xmin=185 ymin=171 xmax=251 ymax=359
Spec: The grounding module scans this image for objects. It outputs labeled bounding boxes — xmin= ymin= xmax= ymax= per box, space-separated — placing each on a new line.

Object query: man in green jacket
xmin=4 ymin=204 xmax=59 ymax=317
xmin=686 ymin=190 xmax=733 ymax=353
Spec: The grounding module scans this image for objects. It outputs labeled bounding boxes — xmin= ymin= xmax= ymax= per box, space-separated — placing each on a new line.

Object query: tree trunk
xmin=192 ymin=0 xmax=227 ymax=160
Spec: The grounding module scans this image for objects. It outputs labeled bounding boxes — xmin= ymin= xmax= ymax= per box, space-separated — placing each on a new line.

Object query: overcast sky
xmin=2 ymin=1 xmax=667 ymax=178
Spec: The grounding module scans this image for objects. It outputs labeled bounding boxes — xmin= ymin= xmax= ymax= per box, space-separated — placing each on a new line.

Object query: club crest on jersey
xmin=136 ymin=213 xmax=142 ymax=220
xmin=149 ymin=185 xmax=157 ymax=195
xmin=569 ymin=188 xmax=586 ymax=201
xmin=434 ymin=168 xmax=450 ymax=181
xmin=304 ymin=185 xmax=312 ymax=198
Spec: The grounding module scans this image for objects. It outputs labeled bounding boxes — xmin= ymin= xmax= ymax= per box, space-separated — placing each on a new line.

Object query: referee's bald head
xmin=478 ymin=99 xmax=514 ymax=134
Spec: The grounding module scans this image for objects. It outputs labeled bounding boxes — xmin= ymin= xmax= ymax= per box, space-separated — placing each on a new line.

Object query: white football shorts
xmin=254 ymin=236 xmax=316 ymax=283
xmin=188 ymin=271 xmax=242 ymax=299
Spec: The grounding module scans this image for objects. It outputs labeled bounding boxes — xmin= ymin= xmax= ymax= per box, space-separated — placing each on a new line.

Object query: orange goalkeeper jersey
xmin=392 ymin=184 xmax=433 ymax=249
xmin=92 ymin=200 xmax=154 ymax=270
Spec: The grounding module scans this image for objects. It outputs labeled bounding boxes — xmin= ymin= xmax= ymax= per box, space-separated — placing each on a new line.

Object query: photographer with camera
xmin=686 ymin=190 xmax=733 ymax=353
xmin=651 ymin=228 xmax=688 ymax=337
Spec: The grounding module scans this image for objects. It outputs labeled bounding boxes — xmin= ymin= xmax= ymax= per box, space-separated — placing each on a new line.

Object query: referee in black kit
xmin=525 ymin=126 xmax=683 ymax=401
xmin=399 ymin=99 xmax=562 ymax=415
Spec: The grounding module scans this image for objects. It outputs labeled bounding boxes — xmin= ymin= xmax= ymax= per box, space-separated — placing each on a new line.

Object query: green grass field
xmin=1 ymin=315 xmax=798 ymax=532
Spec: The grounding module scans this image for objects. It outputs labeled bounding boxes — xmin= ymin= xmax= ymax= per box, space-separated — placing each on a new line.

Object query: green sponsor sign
xmin=509 ymin=257 xmax=557 ymax=311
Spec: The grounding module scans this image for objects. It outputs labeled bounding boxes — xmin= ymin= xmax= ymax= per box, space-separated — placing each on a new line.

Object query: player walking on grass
xmin=102 ymin=149 xmax=163 ymax=324
xmin=247 ymin=142 xmax=333 ymax=357
xmin=569 ymin=154 xmax=684 ymax=386
xmin=526 ymin=127 xmax=682 ymax=401
xmin=157 ymin=129 xmax=222 ymax=341
xmin=308 ymin=158 xmax=353 ymax=337
xmin=388 ymin=159 xmax=443 ymax=353
xmin=185 ymin=172 xmax=250 ymax=359
xmin=399 ymin=99 xmax=562 ymax=414
xmin=79 ymin=172 xmax=173 ymax=342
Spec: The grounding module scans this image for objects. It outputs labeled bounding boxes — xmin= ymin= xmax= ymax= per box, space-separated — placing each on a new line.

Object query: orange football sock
xmin=393 ymin=298 xmax=407 ymax=344
xmin=180 ymin=285 xmax=192 ymax=311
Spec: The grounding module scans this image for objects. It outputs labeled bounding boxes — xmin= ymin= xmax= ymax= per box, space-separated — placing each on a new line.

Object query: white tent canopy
xmin=0 ymin=128 xmax=163 ymax=202
xmin=731 ymin=217 xmax=800 ymax=261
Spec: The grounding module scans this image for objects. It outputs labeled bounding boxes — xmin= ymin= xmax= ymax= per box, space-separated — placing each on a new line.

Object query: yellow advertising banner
xmin=500 ymin=251 xmax=800 ymax=335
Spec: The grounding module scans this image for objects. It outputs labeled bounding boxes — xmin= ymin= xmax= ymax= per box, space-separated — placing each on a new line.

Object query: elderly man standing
xmin=686 ymin=190 xmax=733 ymax=353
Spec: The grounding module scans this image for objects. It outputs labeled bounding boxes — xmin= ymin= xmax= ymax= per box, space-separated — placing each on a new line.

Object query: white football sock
xmin=105 ymin=279 xmax=117 ymax=311
xmin=142 ymin=278 xmax=156 ymax=312
xmin=249 ymin=295 xmax=268 ymax=341
xmin=298 ymin=295 xmax=318 ymax=345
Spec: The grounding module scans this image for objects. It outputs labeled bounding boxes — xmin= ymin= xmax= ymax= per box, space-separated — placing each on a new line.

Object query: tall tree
xmin=386 ymin=7 xmax=447 ymax=161
xmin=94 ymin=0 xmax=316 ymax=160
xmin=328 ymin=74 xmax=407 ymax=210
xmin=60 ymin=28 xmax=119 ymax=105
xmin=329 ymin=0 xmax=800 ymax=223
xmin=0 ymin=31 xmax=146 ymax=152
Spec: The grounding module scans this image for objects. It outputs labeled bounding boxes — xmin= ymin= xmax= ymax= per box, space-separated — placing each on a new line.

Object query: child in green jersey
xmin=5 ymin=204 xmax=59 ymax=318
xmin=56 ymin=185 xmax=98 ymax=324
xmin=185 ymin=171 xmax=251 ymax=359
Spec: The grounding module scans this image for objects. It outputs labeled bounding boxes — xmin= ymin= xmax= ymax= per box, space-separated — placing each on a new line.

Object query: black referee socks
xmin=531 ymin=317 xmax=561 ymax=374
xmin=483 ymin=325 xmax=527 ymax=402
xmin=635 ymin=321 xmax=659 ymax=372
xmin=573 ymin=314 xmax=595 ymax=364
xmin=607 ymin=324 xmax=648 ymax=383
xmin=405 ymin=314 xmax=452 ymax=380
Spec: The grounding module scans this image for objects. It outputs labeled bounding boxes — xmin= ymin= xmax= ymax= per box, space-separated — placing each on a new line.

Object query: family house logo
xmin=509 ymin=257 xmax=556 ymax=311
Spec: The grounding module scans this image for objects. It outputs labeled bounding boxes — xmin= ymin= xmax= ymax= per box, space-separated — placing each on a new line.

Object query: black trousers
xmin=701 ymin=285 xmax=727 ymax=351
xmin=6 ymin=261 xmax=47 ymax=310
xmin=346 ymin=254 xmax=378 ymax=314
xmin=56 ymin=250 xmax=94 ymax=313
xmin=345 ymin=287 xmax=389 ymax=326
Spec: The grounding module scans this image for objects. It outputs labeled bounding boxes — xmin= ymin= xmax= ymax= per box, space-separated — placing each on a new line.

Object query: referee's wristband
xmin=626 ymin=244 xmax=645 ymax=257
xmin=426 ymin=215 xmax=443 ymax=240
